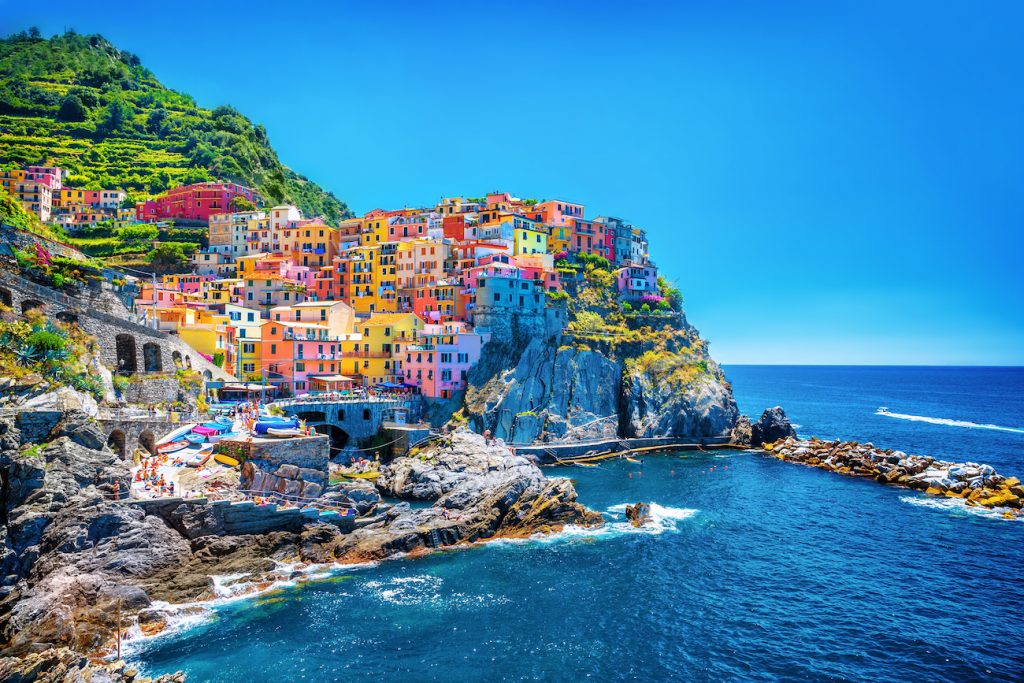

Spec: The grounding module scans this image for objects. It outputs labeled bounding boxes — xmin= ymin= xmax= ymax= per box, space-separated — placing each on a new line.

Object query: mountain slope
xmin=0 ymin=29 xmax=351 ymax=223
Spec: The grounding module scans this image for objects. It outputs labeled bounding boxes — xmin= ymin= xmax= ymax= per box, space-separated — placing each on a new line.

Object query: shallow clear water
xmin=135 ymin=367 xmax=1024 ymax=681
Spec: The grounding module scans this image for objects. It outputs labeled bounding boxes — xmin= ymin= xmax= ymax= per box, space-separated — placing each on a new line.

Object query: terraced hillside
xmin=0 ymin=29 xmax=351 ymax=223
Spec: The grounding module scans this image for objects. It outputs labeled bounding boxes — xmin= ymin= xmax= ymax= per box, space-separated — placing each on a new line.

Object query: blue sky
xmin=4 ymin=1 xmax=1022 ymax=364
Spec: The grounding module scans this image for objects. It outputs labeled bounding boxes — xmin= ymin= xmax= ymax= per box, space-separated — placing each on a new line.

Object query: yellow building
xmin=548 ymin=224 xmax=572 ymax=255
xmin=511 ymin=217 xmax=549 ymax=256
xmin=341 ymin=312 xmax=422 ymax=385
xmin=178 ymin=309 xmax=230 ymax=363
xmin=279 ymin=220 xmax=338 ymax=268
xmin=345 ymin=245 xmax=378 ymax=315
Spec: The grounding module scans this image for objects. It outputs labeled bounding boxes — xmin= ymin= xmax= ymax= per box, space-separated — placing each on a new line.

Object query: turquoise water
xmin=135 ymin=367 xmax=1024 ymax=681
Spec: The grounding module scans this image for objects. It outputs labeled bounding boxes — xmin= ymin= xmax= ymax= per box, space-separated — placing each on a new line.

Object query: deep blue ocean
xmin=135 ymin=366 xmax=1024 ymax=682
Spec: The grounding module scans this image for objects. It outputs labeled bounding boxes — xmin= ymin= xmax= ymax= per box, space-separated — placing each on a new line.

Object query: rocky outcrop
xmin=764 ymin=437 xmax=1024 ymax=516
xmin=465 ymin=339 xmax=622 ymax=444
xmin=621 ymin=370 xmax=737 ymax=439
xmin=750 ymin=407 xmax=796 ymax=446
xmin=341 ymin=428 xmax=602 ymax=561
xmin=730 ymin=415 xmax=753 ymax=446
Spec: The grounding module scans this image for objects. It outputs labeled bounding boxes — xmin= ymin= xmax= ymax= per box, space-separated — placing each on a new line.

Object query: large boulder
xmin=750 ymin=407 xmax=797 ymax=446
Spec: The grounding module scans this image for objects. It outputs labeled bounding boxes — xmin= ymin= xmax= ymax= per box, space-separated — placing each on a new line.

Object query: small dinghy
xmin=208 ymin=431 xmax=238 ymax=444
xmin=159 ymin=440 xmax=189 ymax=454
xmin=625 ymin=457 xmax=642 ymax=464
xmin=214 ymin=416 xmax=234 ymax=427
xmin=183 ymin=449 xmax=213 ymax=467
xmin=185 ymin=433 xmax=206 ymax=445
xmin=266 ymin=427 xmax=305 ymax=438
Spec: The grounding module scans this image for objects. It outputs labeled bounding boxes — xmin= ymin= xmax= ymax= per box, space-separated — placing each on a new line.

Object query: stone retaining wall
xmin=239 ymin=434 xmax=330 ymax=499
xmin=515 ymin=436 xmax=733 ymax=463
xmin=129 ymin=496 xmax=356 ymax=537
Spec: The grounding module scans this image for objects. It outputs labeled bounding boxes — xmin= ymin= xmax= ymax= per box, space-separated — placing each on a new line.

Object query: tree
xmin=100 ymin=98 xmax=132 ymax=133
xmin=57 ymin=94 xmax=87 ymax=122
xmin=146 ymin=243 xmax=188 ymax=267
xmin=230 ymin=195 xmax=256 ymax=211
xmin=28 ymin=27 xmax=42 ymax=40
xmin=146 ymin=107 xmax=168 ymax=135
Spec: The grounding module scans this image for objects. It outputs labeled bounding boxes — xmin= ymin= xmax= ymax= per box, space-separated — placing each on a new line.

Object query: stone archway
xmin=115 ymin=334 xmax=137 ymax=374
xmin=0 ymin=287 xmax=11 ymax=308
xmin=55 ymin=311 xmax=78 ymax=325
xmin=138 ymin=429 xmax=157 ymax=456
xmin=185 ymin=355 xmax=192 ymax=369
xmin=21 ymin=299 xmax=44 ymax=315
xmin=143 ymin=342 xmax=163 ymax=372
xmin=314 ymin=424 xmax=349 ymax=455
xmin=107 ymin=429 xmax=126 ymax=458
xmin=172 ymin=350 xmax=182 ymax=368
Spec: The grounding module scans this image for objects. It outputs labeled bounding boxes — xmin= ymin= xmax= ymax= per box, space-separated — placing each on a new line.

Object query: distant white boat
xmin=877 ymin=407 xmax=890 ymax=414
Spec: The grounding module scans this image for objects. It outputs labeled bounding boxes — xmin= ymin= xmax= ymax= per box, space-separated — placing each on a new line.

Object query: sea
xmin=134 ymin=366 xmax=1024 ymax=682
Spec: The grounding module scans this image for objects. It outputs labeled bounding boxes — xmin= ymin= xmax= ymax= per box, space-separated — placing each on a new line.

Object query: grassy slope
xmin=0 ymin=30 xmax=352 ymax=223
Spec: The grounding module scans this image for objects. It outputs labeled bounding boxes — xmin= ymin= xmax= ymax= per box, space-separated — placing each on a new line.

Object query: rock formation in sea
xmin=749 ymin=407 xmax=797 ymax=446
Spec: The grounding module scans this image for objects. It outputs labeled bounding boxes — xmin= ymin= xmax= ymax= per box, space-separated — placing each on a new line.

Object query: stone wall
xmin=239 ymin=434 xmax=330 ymax=499
xmin=0 ymin=223 xmax=89 ymax=261
xmin=130 ymin=496 xmax=355 ymax=537
xmin=0 ymin=270 xmax=233 ymax=383
xmin=277 ymin=398 xmax=421 ymax=445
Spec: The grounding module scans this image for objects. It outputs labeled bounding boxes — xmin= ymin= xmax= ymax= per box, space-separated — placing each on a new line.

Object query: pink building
xmin=532 ymin=199 xmax=584 ymax=226
xmin=616 ymin=264 xmax=658 ymax=298
xmin=403 ymin=322 xmax=483 ymax=399
xmin=136 ymin=182 xmax=260 ymax=224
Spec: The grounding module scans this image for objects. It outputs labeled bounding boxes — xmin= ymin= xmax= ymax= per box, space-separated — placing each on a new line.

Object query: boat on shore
xmin=214 ymin=453 xmax=240 ymax=467
xmin=341 ymin=470 xmax=380 ymax=480
xmin=185 ymin=433 xmax=206 ymax=445
xmin=208 ymin=431 xmax=238 ymax=444
xmin=156 ymin=424 xmax=197 ymax=446
xmin=266 ymin=427 xmax=306 ymax=438
xmin=159 ymin=440 xmax=189 ymax=454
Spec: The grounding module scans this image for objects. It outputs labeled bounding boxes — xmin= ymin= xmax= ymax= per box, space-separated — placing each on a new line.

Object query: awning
xmin=308 ymin=374 xmax=355 ymax=382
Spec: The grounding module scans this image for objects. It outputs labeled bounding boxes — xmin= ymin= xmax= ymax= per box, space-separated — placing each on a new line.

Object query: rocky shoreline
xmin=763 ymin=436 xmax=1024 ymax=517
xmin=0 ymin=396 xmax=600 ymax=681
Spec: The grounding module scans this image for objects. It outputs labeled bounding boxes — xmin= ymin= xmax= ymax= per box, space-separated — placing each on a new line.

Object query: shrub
xmin=640 ymin=303 xmax=651 ymax=313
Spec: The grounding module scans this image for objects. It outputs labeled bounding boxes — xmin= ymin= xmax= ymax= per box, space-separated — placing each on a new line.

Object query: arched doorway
xmin=185 ymin=355 xmax=192 ymax=369
xmin=55 ymin=311 xmax=78 ymax=325
xmin=115 ymin=334 xmax=137 ymax=374
xmin=0 ymin=287 xmax=11 ymax=308
xmin=143 ymin=342 xmax=162 ymax=372
xmin=21 ymin=299 xmax=44 ymax=315
xmin=138 ymin=429 xmax=156 ymax=455
xmin=107 ymin=429 xmax=126 ymax=458
xmin=171 ymin=350 xmax=182 ymax=368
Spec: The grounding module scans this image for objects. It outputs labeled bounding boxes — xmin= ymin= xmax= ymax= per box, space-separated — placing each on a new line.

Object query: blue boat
xmin=214 ymin=416 xmax=234 ymax=427
xmin=185 ymin=433 xmax=206 ymax=445
xmin=254 ymin=419 xmax=299 ymax=435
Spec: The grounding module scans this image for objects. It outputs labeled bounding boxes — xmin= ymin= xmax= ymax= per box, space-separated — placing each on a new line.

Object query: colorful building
xmin=136 ymin=182 xmax=260 ymax=224
xmin=403 ymin=322 xmax=483 ymax=399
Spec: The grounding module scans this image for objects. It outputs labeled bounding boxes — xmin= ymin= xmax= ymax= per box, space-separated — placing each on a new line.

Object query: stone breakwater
xmin=764 ymin=437 xmax=1024 ymax=517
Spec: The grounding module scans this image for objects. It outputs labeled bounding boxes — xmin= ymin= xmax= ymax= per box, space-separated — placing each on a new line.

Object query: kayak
xmin=214 ymin=453 xmax=240 ymax=467
xmin=625 ymin=457 xmax=642 ymax=464
xmin=266 ymin=427 xmax=305 ymax=438
xmin=342 ymin=471 xmax=380 ymax=480
xmin=574 ymin=462 xmax=599 ymax=468
xmin=159 ymin=440 xmax=189 ymax=454
xmin=184 ymin=451 xmax=213 ymax=467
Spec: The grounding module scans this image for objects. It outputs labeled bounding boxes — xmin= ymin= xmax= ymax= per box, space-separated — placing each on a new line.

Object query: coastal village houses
xmin=5 ymin=172 xmax=660 ymax=400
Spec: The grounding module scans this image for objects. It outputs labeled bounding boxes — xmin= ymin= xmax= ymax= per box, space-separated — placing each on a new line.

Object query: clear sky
xmin=4 ymin=1 xmax=1022 ymax=365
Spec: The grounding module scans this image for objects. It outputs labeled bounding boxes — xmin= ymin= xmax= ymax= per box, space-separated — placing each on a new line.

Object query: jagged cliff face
xmin=464 ymin=265 xmax=738 ymax=444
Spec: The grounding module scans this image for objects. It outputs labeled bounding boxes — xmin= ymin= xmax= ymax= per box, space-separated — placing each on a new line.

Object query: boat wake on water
xmin=875 ymin=408 xmax=1024 ymax=434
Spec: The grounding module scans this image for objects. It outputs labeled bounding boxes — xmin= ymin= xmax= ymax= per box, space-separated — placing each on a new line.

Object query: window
xmin=296 ymin=362 xmax=305 ymax=371
xmin=243 ymin=362 xmax=255 ymax=373
xmin=270 ymin=344 xmax=277 ymax=354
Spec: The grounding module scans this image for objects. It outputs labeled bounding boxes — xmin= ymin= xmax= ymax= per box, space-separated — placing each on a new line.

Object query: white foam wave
xmin=899 ymin=495 xmax=1022 ymax=522
xmin=605 ymin=502 xmax=698 ymax=534
xmin=119 ymin=559 xmax=378 ymax=656
xmin=877 ymin=409 xmax=1024 ymax=434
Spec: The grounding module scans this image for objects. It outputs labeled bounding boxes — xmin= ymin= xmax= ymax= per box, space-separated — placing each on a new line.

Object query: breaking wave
xmin=876 ymin=409 xmax=1024 ymax=434
xmin=899 ymin=495 xmax=1022 ymax=522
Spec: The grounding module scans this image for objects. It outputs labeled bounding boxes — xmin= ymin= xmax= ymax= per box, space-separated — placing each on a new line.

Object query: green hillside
xmin=0 ymin=29 xmax=352 ymax=223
